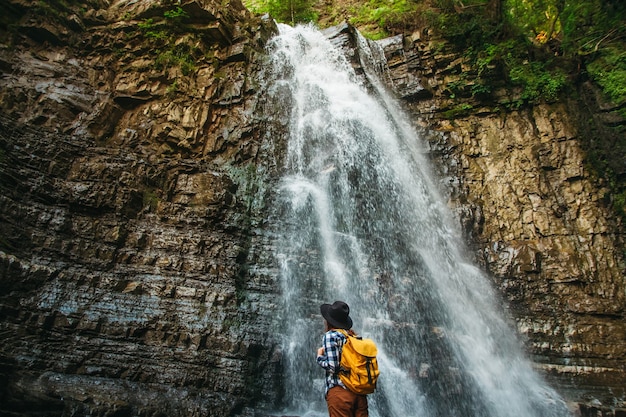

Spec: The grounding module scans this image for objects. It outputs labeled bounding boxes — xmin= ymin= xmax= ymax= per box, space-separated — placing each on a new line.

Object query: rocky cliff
xmin=1 ymin=0 xmax=285 ymax=415
xmin=377 ymin=29 xmax=626 ymax=415
xmin=0 ymin=1 xmax=625 ymax=416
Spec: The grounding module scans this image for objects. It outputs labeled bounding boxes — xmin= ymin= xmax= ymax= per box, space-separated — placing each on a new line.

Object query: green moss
xmin=166 ymin=80 xmax=179 ymax=96
xmin=151 ymin=42 xmax=198 ymax=75
xmin=222 ymin=162 xmax=269 ymax=226
xmin=441 ymin=103 xmax=474 ymax=119
xmin=508 ymin=61 xmax=567 ymax=104
xmin=137 ymin=11 xmax=201 ymax=76
xmin=138 ymin=19 xmax=156 ymax=32
xmin=614 ymin=190 xmax=626 ymax=217
xmin=143 ymin=188 xmax=159 ymax=212
xmin=138 ymin=19 xmax=167 ymax=39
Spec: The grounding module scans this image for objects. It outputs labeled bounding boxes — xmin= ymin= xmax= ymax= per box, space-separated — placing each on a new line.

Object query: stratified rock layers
xmin=380 ymin=32 xmax=626 ymax=409
xmin=0 ymin=1 xmax=624 ymax=416
xmin=1 ymin=0 xmax=283 ymax=415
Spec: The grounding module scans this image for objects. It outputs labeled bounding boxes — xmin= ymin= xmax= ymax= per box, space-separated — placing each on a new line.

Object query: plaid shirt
xmin=316 ymin=329 xmax=347 ymax=395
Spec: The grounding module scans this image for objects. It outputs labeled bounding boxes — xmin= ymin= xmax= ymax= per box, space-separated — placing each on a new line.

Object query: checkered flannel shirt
xmin=316 ymin=329 xmax=347 ymax=395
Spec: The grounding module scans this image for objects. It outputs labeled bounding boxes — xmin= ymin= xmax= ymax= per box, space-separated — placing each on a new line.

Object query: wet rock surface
xmin=1 ymin=0 xmax=284 ymax=415
xmin=379 ymin=29 xmax=626 ymax=412
xmin=0 ymin=0 xmax=624 ymax=414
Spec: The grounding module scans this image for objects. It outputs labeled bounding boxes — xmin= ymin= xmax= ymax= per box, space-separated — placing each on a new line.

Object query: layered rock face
xmin=0 ymin=0 xmax=625 ymax=416
xmin=379 ymin=31 xmax=626 ymax=412
xmin=1 ymin=0 xmax=285 ymax=415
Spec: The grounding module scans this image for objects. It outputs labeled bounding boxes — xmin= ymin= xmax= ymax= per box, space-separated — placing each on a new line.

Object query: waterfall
xmin=265 ymin=23 xmax=571 ymax=417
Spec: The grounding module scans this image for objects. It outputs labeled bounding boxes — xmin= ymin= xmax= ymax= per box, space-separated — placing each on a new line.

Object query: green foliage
xmin=444 ymin=78 xmax=466 ymax=99
xmin=508 ymin=61 xmax=566 ymax=104
xmin=586 ymin=46 xmax=626 ymax=106
xmin=505 ymin=0 xmax=563 ymax=38
xmin=245 ymin=0 xmax=623 ymax=108
xmin=502 ymin=0 xmax=626 ymax=106
xmin=155 ymin=45 xmax=197 ymax=75
xmin=136 ymin=8 xmax=201 ymax=76
xmin=614 ymin=190 xmax=626 ymax=220
xmin=428 ymin=0 xmax=578 ymax=106
xmin=483 ymin=38 xmax=569 ymax=104
xmin=364 ymin=0 xmax=414 ymax=27
xmin=429 ymin=0 xmax=502 ymax=47
xmin=559 ymin=0 xmax=624 ymax=54
xmin=138 ymin=19 xmax=168 ymax=39
xmin=243 ymin=0 xmax=270 ymax=15
xmin=166 ymin=80 xmax=179 ymax=96
xmin=473 ymin=42 xmax=506 ymax=76
xmin=358 ymin=28 xmax=391 ymax=41
xmin=442 ymin=103 xmax=474 ymax=119
xmin=137 ymin=19 xmax=153 ymax=31
xmin=347 ymin=0 xmax=422 ymax=38
xmin=163 ymin=6 xmax=189 ymax=21
xmin=138 ymin=6 xmax=189 ymax=36
xmin=435 ymin=20 xmax=567 ymax=106
xmin=470 ymin=82 xmax=491 ymax=97
xmin=265 ymin=0 xmax=318 ymax=25
xmin=143 ymin=188 xmax=159 ymax=212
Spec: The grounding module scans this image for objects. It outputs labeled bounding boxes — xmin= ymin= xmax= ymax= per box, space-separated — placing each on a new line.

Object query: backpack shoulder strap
xmin=338 ymin=329 xmax=377 ymax=357
xmin=336 ymin=328 xmax=354 ymax=339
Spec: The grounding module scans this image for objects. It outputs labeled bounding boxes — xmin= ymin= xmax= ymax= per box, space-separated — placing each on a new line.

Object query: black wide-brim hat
xmin=320 ymin=301 xmax=353 ymax=330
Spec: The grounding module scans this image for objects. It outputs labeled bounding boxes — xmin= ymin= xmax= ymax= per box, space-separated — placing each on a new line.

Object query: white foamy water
xmin=267 ymin=24 xmax=571 ymax=417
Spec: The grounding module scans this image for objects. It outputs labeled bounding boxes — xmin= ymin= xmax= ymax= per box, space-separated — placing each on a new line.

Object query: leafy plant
xmin=265 ymin=0 xmax=318 ymax=25
xmin=504 ymin=0 xmax=625 ymax=106
xmin=163 ymin=5 xmax=189 ymax=32
xmin=155 ymin=46 xmax=197 ymax=75
xmin=163 ymin=6 xmax=188 ymax=21
xmin=137 ymin=9 xmax=201 ymax=76
xmin=349 ymin=0 xmax=427 ymax=39
xmin=508 ymin=61 xmax=567 ymax=103
xmin=138 ymin=18 xmax=168 ymax=39
xmin=586 ymin=46 xmax=626 ymax=106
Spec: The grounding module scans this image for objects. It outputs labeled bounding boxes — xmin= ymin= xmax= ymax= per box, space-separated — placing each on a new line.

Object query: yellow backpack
xmin=337 ymin=329 xmax=380 ymax=395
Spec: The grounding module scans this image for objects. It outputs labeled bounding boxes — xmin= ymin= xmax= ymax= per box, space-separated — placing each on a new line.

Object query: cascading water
xmin=266 ymin=23 xmax=572 ymax=417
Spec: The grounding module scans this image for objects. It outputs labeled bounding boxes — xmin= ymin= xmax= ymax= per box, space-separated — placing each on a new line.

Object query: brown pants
xmin=326 ymin=386 xmax=368 ymax=417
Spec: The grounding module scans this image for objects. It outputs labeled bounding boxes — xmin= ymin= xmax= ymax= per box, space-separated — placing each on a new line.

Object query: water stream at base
xmin=265 ymin=23 xmax=572 ymax=417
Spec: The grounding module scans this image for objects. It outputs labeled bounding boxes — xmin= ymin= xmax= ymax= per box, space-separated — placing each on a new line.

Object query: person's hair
xmin=324 ymin=319 xmax=333 ymax=332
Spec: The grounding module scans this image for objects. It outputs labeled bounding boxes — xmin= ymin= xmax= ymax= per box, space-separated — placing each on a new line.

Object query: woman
xmin=316 ymin=301 xmax=369 ymax=417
